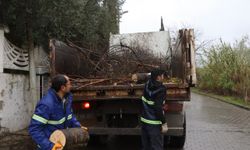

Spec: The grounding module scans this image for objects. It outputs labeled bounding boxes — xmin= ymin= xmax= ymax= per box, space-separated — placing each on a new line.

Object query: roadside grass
xmin=191 ymin=88 xmax=250 ymax=110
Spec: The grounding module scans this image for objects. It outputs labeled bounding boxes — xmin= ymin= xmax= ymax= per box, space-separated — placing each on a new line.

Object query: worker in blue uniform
xmin=141 ymin=68 xmax=166 ymax=150
xmin=29 ymin=74 xmax=87 ymax=150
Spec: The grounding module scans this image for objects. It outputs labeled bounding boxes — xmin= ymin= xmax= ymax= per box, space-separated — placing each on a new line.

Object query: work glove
xmin=52 ymin=143 xmax=63 ymax=150
xmin=81 ymin=126 xmax=88 ymax=131
xmin=161 ymin=123 xmax=168 ymax=133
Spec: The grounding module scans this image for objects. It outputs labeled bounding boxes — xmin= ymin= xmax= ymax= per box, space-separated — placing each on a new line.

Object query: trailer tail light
xmin=72 ymin=101 xmax=91 ymax=111
xmin=164 ymin=102 xmax=183 ymax=112
xmin=82 ymin=102 xmax=90 ymax=109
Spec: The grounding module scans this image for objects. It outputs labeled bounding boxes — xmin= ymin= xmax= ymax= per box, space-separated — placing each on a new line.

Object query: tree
xmin=1 ymin=0 xmax=126 ymax=50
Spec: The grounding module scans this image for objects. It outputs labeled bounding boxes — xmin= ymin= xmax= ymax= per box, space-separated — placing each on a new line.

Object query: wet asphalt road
xmin=0 ymin=92 xmax=250 ymax=150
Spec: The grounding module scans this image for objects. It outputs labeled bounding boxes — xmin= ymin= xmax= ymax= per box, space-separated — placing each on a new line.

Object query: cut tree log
xmin=49 ymin=128 xmax=89 ymax=149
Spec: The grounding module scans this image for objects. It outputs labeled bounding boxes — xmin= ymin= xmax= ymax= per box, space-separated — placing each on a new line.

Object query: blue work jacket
xmin=141 ymin=79 xmax=166 ymax=125
xmin=29 ymin=88 xmax=81 ymax=150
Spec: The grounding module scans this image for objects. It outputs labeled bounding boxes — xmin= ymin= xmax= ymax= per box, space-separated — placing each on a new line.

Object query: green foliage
xmin=1 ymin=0 xmax=125 ymax=50
xmin=198 ymin=37 xmax=250 ymax=101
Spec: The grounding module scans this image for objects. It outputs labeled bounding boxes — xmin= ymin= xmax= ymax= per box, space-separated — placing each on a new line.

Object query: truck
xmin=49 ymin=28 xmax=196 ymax=148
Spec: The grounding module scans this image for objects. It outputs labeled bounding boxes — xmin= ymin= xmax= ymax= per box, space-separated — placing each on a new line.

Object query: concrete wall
xmin=0 ymin=73 xmax=33 ymax=135
xmin=0 ymin=28 xmax=38 ymax=136
xmin=110 ymin=31 xmax=171 ymax=58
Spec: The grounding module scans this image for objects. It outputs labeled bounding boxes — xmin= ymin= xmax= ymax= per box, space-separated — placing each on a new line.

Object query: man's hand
xmin=52 ymin=143 xmax=63 ymax=150
xmin=81 ymin=126 xmax=90 ymax=146
xmin=81 ymin=126 xmax=88 ymax=131
xmin=161 ymin=123 xmax=168 ymax=133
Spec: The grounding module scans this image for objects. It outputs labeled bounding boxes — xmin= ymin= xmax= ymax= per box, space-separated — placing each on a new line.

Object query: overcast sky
xmin=120 ymin=0 xmax=250 ymax=43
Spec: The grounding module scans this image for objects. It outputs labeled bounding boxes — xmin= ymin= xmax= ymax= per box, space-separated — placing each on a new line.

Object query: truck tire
xmin=169 ymin=116 xmax=186 ymax=148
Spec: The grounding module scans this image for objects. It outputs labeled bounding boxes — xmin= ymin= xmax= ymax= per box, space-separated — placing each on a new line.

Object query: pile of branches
xmin=65 ymin=39 xmax=170 ymax=79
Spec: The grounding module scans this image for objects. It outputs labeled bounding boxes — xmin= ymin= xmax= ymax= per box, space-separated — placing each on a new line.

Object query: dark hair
xmin=51 ymin=74 xmax=67 ymax=92
xmin=151 ymin=68 xmax=165 ymax=81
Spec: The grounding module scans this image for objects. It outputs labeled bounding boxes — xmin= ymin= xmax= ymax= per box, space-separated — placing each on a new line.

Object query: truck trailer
xmin=49 ymin=29 xmax=196 ymax=148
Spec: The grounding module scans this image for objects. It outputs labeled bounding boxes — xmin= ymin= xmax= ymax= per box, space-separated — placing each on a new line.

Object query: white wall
xmin=0 ymin=28 xmax=37 ymax=136
xmin=110 ymin=31 xmax=171 ymax=57
xmin=0 ymin=73 xmax=33 ymax=134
